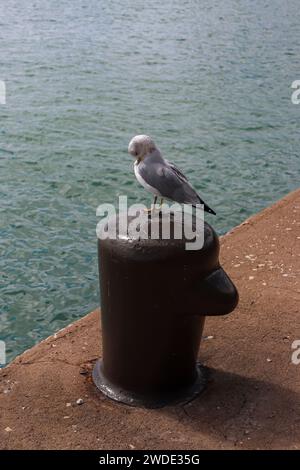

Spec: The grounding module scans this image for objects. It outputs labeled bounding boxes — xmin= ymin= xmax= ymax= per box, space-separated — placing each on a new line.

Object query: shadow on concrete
xmin=163 ymin=368 xmax=300 ymax=449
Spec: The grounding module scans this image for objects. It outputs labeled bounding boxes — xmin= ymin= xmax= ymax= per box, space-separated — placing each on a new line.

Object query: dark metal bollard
xmin=93 ymin=212 xmax=238 ymax=408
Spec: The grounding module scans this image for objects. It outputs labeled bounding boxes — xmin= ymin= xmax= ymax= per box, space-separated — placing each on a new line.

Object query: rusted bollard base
xmin=92 ymin=360 xmax=208 ymax=409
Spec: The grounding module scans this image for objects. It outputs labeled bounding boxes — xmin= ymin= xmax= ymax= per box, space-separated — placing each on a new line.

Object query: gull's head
xmin=128 ymin=135 xmax=157 ymax=161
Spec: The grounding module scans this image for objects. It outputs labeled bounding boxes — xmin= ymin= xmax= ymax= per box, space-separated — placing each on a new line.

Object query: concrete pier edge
xmin=1 ymin=189 xmax=299 ymax=449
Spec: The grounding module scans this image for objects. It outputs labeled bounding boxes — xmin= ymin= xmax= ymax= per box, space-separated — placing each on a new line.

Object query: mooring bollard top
xmin=97 ymin=211 xmax=238 ymax=315
xmin=97 ymin=211 xmax=219 ymax=265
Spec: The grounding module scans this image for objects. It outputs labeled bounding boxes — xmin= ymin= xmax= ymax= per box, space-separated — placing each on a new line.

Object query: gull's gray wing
xmin=138 ymin=159 xmax=216 ymax=214
xmin=138 ymin=159 xmax=200 ymax=204
xmin=164 ymin=160 xmax=189 ymax=183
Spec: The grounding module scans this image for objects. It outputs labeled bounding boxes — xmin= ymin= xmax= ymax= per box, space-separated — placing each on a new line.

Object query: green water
xmin=0 ymin=0 xmax=299 ymax=364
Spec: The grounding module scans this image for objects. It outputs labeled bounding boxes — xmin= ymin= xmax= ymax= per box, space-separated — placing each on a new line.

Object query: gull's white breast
xmin=134 ymin=161 xmax=162 ymax=197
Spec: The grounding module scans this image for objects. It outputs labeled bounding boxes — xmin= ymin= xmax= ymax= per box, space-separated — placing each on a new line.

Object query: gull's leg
xmin=158 ymin=198 xmax=164 ymax=209
xmin=144 ymin=196 xmax=157 ymax=212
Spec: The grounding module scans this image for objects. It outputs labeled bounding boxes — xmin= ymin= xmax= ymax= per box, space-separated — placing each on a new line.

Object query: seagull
xmin=128 ymin=135 xmax=216 ymax=215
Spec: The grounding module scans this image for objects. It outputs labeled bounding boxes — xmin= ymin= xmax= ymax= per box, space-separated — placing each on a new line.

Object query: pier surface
xmin=1 ymin=189 xmax=299 ymax=450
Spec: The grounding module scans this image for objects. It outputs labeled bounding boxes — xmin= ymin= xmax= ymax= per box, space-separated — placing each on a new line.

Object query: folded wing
xmin=138 ymin=160 xmax=216 ymax=214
